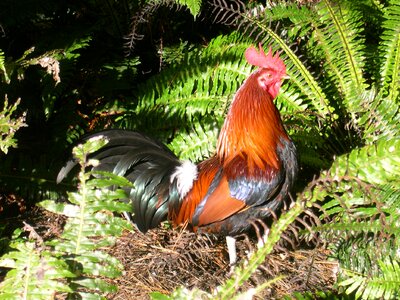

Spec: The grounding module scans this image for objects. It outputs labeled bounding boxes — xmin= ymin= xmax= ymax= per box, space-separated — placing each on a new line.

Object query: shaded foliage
xmin=0 ymin=0 xmax=399 ymax=299
xmin=0 ymin=138 xmax=133 ymax=299
xmin=0 ymin=0 xmax=218 ymax=205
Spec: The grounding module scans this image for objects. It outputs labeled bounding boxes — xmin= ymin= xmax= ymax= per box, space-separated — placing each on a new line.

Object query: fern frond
xmin=175 ymin=0 xmax=202 ymax=16
xmin=300 ymin=137 xmax=400 ymax=254
xmin=209 ymin=0 xmax=246 ymax=26
xmin=311 ymin=0 xmax=367 ymax=114
xmin=37 ymin=137 xmax=133 ymax=297
xmin=339 ymin=258 xmax=400 ymax=299
xmin=304 ymin=137 xmax=400 ymax=299
xmin=358 ymin=90 xmax=400 ymax=143
xmin=324 ymin=181 xmax=400 ymax=231
xmin=328 ymin=138 xmax=400 ymax=185
xmin=168 ymin=121 xmax=219 ymax=161
xmin=0 ymin=49 xmax=9 ymax=83
xmin=130 ymin=33 xmax=249 ymax=133
xmin=298 ymin=139 xmax=400 ymax=229
xmin=378 ymin=0 xmax=400 ymax=101
xmin=276 ymin=82 xmax=310 ymax=115
xmin=0 ymin=237 xmax=74 ymax=298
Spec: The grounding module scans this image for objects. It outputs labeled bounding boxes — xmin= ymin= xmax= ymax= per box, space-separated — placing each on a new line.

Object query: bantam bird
xmin=58 ymin=44 xmax=298 ymax=265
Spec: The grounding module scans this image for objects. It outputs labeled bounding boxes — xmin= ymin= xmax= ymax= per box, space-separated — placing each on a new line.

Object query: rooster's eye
xmin=257 ymin=72 xmax=272 ymax=88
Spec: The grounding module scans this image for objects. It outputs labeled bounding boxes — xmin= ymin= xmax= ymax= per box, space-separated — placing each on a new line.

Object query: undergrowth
xmin=0 ymin=137 xmax=133 ymax=299
xmin=0 ymin=0 xmax=399 ymax=299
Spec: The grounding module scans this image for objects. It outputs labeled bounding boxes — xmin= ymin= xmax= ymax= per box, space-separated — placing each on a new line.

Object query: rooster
xmin=57 ymin=44 xmax=298 ymax=265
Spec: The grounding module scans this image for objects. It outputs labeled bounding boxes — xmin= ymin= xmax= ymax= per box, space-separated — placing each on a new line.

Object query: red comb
xmin=245 ymin=43 xmax=285 ymax=71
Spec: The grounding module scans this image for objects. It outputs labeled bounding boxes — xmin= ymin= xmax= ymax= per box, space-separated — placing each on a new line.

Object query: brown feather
xmin=195 ymin=176 xmax=247 ymax=227
xmin=170 ymin=157 xmax=219 ymax=225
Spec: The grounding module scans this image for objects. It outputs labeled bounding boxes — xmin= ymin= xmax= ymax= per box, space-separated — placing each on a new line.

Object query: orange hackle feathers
xmin=217 ymin=44 xmax=289 ymax=176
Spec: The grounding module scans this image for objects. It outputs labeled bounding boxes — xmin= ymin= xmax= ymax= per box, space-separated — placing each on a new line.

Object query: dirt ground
xmin=106 ymin=227 xmax=338 ymax=299
xmin=1 ymin=198 xmax=338 ymax=299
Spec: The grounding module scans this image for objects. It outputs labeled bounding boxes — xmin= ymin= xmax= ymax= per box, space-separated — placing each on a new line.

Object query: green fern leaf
xmin=339 ymin=258 xmax=400 ymax=299
xmin=0 ymin=49 xmax=9 ymax=83
xmin=358 ymin=90 xmax=400 ymax=143
xmin=0 ymin=97 xmax=27 ymax=154
xmin=312 ymin=0 xmax=367 ymax=114
xmin=36 ymin=137 xmax=133 ymax=297
xmin=299 ymin=139 xmax=400 ymax=222
xmin=378 ymin=0 xmax=400 ymax=101
xmin=174 ymin=0 xmax=201 ymax=17
xmin=168 ymin=121 xmax=219 ymax=161
xmin=253 ymin=18 xmax=333 ymax=118
xmin=130 ymin=33 xmax=248 ymax=135
xmin=327 ymin=138 xmax=400 ymax=185
xmin=0 ymin=240 xmax=74 ymax=298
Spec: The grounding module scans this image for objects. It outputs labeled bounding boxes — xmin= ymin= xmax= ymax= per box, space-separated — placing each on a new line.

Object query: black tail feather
xmin=57 ymin=129 xmax=181 ymax=232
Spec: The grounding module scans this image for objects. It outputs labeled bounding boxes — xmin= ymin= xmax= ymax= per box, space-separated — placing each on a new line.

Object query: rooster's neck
xmin=216 ymin=72 xmax=288 ymax=173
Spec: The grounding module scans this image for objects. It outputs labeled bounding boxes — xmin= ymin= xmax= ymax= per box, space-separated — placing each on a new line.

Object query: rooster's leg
xmin=226 ymin=236 xmax=237 ymax=266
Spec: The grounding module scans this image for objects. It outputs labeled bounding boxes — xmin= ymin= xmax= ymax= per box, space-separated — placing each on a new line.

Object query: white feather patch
xmin=170 ymin=160 xmax=198 ymax=198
